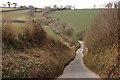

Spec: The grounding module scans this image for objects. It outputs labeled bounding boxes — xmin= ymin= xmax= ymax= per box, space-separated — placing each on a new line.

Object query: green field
xmin=2 ymin=10 xmax=42 ymax=20
xmin=2 ymin=8 xmax=101 ymax=40
xmin=0 ymin=8 xmax=16 ymax=11
xmin=51 ymin=9 xmax=101 ymax=32
xmin=1 ymin=8 xmax=42 ymax=28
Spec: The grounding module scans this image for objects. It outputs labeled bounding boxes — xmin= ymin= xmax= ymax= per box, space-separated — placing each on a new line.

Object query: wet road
xmin=57 ymin=41 xmax=100 ymax=78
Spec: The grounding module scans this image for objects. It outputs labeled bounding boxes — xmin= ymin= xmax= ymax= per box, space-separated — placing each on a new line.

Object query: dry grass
xmin=2 ymin=18 xmax=76 ymax=78
xmin=0 ymin=8 xmax=16 ymax=11
xmin=83 ymin=9 xmax=120 ymax=78
xmin=2 ymin=19 xmax=47 ymax=50
xmin=83 ymin=44 xmax=119 ymax=78
xmin=2 ymin=10 xmax=42 ymax=20
xmin=84 ymin=9 xmax=118 ymax=53
xmin=2 ymin=20 xmax=17 ymax=50
xmin=2 ymin=40 xmax=75 ymax=78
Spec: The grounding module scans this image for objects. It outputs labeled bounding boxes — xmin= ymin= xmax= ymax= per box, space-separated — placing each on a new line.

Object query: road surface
xmin=57 ymin=41 xmax=100 ymax=78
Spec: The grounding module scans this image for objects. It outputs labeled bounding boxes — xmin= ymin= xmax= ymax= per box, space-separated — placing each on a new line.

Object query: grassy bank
xmin=3 ymin=38 xmax=76 ymax=78
xmin=83 ymin=44 xmax=119 ymax=78
xmin=2 ymin=20 xmax=76 ymax=78
xmin=83 ymin=9 xmax=120 ymax=78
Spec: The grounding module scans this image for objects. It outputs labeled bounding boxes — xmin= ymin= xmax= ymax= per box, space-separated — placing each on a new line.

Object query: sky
xmin=0 ymin=0 xmax=119 ymax=9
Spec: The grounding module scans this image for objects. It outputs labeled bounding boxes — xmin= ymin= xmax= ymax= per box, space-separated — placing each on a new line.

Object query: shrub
xmin=2 ymin=21 xmax=16 ymax=50
xmin=32 ymin=21 xmax=47 ymax=46
xmin=76 ymin=31 xmax=84 ymax=40
xmin=84 ymin=9 xmax=118 ymax=52
xmin=65 ymin=26 xmax=74 ymax=37
xmin=28 ymin=6 xmax=35 ymax=18
xmin=22 ymin=20 xmax=47 ymax=47
xmin=2 ymin=20 xmax=47 ymax=50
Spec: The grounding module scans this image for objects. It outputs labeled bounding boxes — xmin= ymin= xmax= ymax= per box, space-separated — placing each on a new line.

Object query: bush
xmin=28 ymin=6 xmax=35 ymax=18
xmin=2 ymin=20 xmax=47 ymax=50
xmin=84 ymin=9 xmax=118 ymax=52
xmin=65 ymin=26 xmax=74 ymax=37
xmin=76 ymin=31 xmax=85 ymax=40
xmin=21 ymin=20 xmax=47 ymax=47
xmin=32 ymin=21 xmax=47 ymax=45
xmin=2 ymin=21 xmax=16 ymax=50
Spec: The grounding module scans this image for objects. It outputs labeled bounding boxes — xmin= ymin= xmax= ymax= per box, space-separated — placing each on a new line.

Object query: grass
xmin=83 ymin=9 xmax=119 ymax=78
xmin=2 ymin=20 xmax=76 ymax=78
xmin=43 ymin=26 xmax=75 ymax=46
xmin=2 ymin=10 xmax=28 ymax=20
xmin=83 ymin=44 xmax=119 ymax=78
xmin=2 ymin=10 xmax=42 ymax=20
xmin=51 ymin=9 xmax=101 ymax=32
xmin=2 ymin=9 xmax=42 ymax=28
xmin=2 ymin=8 xmax=79 ymax=78
xmin=43 ymin=26 xmax=63 ymax=40
xmin=0 ymin=7 xmax=16 ymax=11
xmin=3 ymin=45 xmax=76 ymax=78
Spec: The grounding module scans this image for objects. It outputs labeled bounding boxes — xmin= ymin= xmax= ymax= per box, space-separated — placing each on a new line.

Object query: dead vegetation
xmin=2 ymin=19 xmax=76 ymax=78
xmin=83 ymin=9 xmax=120 ymax=78
xmin=38 ymin=14 xmax=75 ymax=39
xmin=2 ymin=20 xmax=47 ymax=50
xmin=84 ymin=9 xmax=118 ymax=53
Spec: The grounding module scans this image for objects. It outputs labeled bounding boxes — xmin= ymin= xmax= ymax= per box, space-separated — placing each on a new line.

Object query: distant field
xmin=51 ymin=9 xmax=101 ymax=32
xmin=1 ymin=8 xmax=61 ymax=40
xmin=2 ymin=10 xmax=42 ymax=20
xmin=1 ymin=8 xmax=42 ymax=27
xmin=0 ymin=8 xmax=16 ymax=11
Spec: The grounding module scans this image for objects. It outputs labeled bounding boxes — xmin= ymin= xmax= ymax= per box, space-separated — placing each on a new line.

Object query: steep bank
xmin=83 ymin=9 xmax=120 ymax=78
xmin=2 ymin=20 xmax=76 ymax=78
xmin=3 ymin=38 xmax=76 ymax=78
xmin=83 ymin=43 xmax=119 ymax=78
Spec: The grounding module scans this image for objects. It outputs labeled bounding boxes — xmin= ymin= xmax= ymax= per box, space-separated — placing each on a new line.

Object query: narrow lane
xmin=57 ymin=41 xmax=100 ymax=78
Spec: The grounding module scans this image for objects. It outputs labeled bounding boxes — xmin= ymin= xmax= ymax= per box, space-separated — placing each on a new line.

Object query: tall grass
xmin=2 ymin=20 xmax=16 ymax=50
xmin=83 ymin=9 xmax=120 ymax=78
xmin=84 ymin=9 xmax=118 ymax=52
xmin=21 ymin=20 xmax=47 ymax=47
xmin=2 ymin=20 xmax=47 ymax=51
xmin=2 ymin=18 xmax=75 ymax=78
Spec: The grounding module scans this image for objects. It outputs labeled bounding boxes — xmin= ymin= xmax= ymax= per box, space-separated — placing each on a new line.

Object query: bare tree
xmin=13 ymin=3 xmax=17 ymax=8
xmin=67 ymin=5 xmax=72 ymax=9
xmin=7 ymin=2 xmax=11 ymax=8
xmin=60 ymin=5 xmax=63 ymax=9
xmin=114 ymin=2 xmax=118 ymax=8
xmin=3 ymin=4 xmax=6 ymax=8
xmin=43 ymin=7 xmax=51 ymax=15
xmin=53 ymin=5 xmax=57 ymax=10
xmin=72 ymin=6 xmax=76 ymax=9
xmin=105 ymin=2 xmax=113 ymax=8
xmin=28 ymin=6 xmax=35 ymax=18
xmin=94 ymin=5 xmax=96 ymax=9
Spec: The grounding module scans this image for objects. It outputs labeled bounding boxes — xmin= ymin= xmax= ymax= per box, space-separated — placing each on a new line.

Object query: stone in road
xmin=57 ymin=41 xmax=100 ymax=78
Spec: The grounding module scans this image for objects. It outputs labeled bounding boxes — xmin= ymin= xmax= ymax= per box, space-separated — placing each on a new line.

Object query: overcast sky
xmin=0 ymin=0 xmax=119 ymax=8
